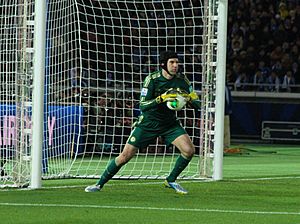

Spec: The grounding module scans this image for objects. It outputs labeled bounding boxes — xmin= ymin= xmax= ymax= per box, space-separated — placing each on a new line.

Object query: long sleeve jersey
xmin=137 ymin=70 xmax=201 ymax=126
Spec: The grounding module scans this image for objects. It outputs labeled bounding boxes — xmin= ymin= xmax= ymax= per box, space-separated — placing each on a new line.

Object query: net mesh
xmin=1 ymin=0 xmax=219 ymax=187
xmin=0 ymin=0 xmax=35 ymax=187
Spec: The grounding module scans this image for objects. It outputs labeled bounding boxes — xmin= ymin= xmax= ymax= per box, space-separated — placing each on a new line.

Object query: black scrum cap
xmin=159 ymin=50 xmax=178 ymax=71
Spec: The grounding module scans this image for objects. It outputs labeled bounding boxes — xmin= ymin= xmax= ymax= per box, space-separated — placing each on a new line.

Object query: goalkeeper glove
xmin=187 ymin=91 xmax=199 ymax=101
xmin=170 ymin=88 xmax=198 ymax=102
xmin=156 ymin=92 xmax=177 ymax=104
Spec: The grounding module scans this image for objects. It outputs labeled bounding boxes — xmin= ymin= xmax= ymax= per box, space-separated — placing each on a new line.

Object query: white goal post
xmin=0 ymin=0 xmax=227 ymax=188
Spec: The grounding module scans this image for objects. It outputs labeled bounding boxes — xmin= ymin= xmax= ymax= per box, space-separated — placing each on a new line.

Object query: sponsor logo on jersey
xmin=141 ymin=88 xmax=148 ymax=96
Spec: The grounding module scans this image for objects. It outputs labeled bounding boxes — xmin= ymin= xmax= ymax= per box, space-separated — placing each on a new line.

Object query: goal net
xmin=0 ymin=0 xmax=223 ymax=187
xmin=0 ymin=1 xmax=35 ymax=187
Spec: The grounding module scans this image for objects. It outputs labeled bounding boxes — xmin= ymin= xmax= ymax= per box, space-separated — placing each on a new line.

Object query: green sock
xmin=166 ymin=154 xmax=191 ymax=182
xmin=96 ymin=159 xmax=121 ymax=187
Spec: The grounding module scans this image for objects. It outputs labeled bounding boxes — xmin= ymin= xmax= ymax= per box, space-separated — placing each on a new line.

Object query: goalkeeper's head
xmin=159 ymin=50 xmax=179 ymax=76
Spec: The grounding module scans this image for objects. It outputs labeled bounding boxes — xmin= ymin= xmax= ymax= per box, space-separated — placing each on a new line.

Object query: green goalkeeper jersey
xmin=136 ymin=70 xmax=201 ymax=130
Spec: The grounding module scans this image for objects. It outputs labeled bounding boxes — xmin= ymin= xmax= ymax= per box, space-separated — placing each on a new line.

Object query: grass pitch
xmin=0 ymin=144 xmax=300 ymax=224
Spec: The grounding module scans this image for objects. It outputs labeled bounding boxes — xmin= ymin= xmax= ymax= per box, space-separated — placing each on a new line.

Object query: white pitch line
xmin=0 ymin=202 xmax=299 ymax=216
xmin=231 ymin=176 xmax=300 ymax=181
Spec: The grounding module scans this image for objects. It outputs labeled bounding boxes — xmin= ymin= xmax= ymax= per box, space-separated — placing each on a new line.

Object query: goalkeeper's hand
xmin=156 ymin=92 xmax=177 ymax=104
xmin=186 ymin=91 xmax=199 ymax=102
xmin=171 ymin=88 xmax=198 ymax=102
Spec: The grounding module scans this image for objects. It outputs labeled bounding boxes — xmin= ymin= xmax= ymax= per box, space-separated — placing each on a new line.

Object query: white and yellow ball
xmin=166 ymin=94 xmax=187 ymax=111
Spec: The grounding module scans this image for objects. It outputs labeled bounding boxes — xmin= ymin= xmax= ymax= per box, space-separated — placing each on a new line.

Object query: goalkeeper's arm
xmin=139 ymin=90 xmax=176 ymax=112
xmin=187 ymin=91 xmax=201 ymax=109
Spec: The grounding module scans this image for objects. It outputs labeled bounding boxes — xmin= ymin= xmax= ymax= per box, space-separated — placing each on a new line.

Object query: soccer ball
xmin=166 ymin=94 xmax=187 ymax=111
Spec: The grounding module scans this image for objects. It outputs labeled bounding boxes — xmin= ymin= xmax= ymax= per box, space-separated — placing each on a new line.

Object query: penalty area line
xmin=0 ymin=202 xmax=299 ymax=216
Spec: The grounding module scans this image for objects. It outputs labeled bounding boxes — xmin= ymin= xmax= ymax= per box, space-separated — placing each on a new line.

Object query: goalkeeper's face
xmin=167 ymin=58 xmax=179 ymax=76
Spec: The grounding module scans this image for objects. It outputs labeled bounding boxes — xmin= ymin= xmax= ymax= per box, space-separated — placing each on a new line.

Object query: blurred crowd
xmin=70 ymin=0 xmax=300 ymax=152
xmin=74 ymin=0 xmax=300 ymax=94
xmin=75 ymin=0 xmax=202 ymax=93
xmin=227 ymin=0 xmax=300 ymax=92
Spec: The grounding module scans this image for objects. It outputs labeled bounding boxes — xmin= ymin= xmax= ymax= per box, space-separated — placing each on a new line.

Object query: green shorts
xmin=127 ymin=120 xmax=187 ymax=149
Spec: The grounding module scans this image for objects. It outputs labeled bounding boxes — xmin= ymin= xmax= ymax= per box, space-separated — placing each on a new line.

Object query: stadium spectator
xmin=282 ymin=70 xmax=296 ymax=92
xmin=85 ymin=50 xmax=201 ymax=194
xmin=258 ymin=61 xmax=271 ymax=77
xmin=278 ymin=2 xmax=289 ymax=20
xmin=224 ymin=84 xmax=233 ymax=150
xmin=235 ymin=72 xmax=250 ymax=91
xmin=226 ymin=68 xmax=235 ymax=83
xmin=253 ymin=70 xmax=267 ymax=91
xmin=70 ymin=67 xmax=91 ymax=97
xmin=92 ymin=92 xmax=115 ymax=152
xmin=267 ymin=71 xmax=281 ymax=92
xmin=291 ymin=62 xmax=300 ymax=85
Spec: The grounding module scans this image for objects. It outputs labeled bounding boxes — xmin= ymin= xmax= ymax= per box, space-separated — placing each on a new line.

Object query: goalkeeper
xmin=85 ymin=50 xmax=201 ymax=194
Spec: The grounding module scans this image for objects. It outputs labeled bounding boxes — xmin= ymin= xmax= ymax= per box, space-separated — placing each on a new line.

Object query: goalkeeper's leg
xmin=166 ymin=154 xmax=192 ymax=183
xmin=165 ymin=134 xmax=195 ymax=194
xmin=85 ymin=143 xmax=137 ymax=192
